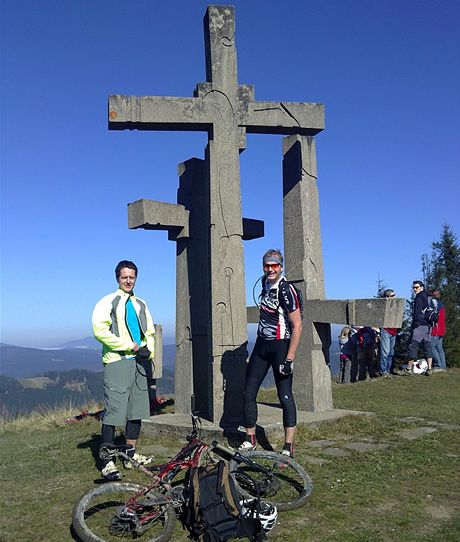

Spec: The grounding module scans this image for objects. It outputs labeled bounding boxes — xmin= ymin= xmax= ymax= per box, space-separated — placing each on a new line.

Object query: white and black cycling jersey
xmin=257 ymin=277 xmax=301 ymax=340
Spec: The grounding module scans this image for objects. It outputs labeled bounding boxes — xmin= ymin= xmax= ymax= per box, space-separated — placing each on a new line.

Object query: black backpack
xmin=182 ymin=460 xmax=265 ymax=542
xmin=278 ymin=279 xmax=304 ymax=318
xmin=423 ymin=296 xmax=439 ymax=326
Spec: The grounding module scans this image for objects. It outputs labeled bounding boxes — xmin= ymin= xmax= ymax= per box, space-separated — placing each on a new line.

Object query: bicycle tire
xmin=72 ymin=482 xmax=176 ymax=542
xmin=230 ymin=450 xmax=312 ymax=511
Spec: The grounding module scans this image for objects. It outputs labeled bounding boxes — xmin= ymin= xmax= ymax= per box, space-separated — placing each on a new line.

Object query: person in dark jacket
xmin=431 ymin=289 xmax=447 ymax=371
xmin=400 ymin=280 xmax=434 ymax=376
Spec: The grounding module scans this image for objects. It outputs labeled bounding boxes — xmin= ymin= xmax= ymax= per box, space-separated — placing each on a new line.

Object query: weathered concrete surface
xmin=128 ymin=199 xmax=189 ymax=239
xmin=396 ymin=427 xmax=438 ymax=440
xmin=113 ymin=6 xmax=324 ymax=424
xmin=112 ymin=6 xmax=405 ymax=425
xmin=306 ymin=298 xmax=405 ymax=327
xmin=152 ymin=324 xmax=162 ymax=378
xmin=141 ymin=405 xmax=370 ymax=442
xmin=342 ymin=442 xmax=390 ymax=452
xmin=282 ymin=134 xmax=332 ymax=413
xmin=322 ymin=447 xmax=352 ymax=457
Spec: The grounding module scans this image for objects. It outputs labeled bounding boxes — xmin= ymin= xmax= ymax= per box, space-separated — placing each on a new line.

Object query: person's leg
xmin=100 ymin=423 xmax=121 ymax=481
xmin=100 ymin=360 xmax=133 ymax=480
xmin=357 ymin=350 xmax=367 ymax=380
xmin=125 ymin=419 xmax=141 ymax=448
xmin=123 ymin=419 xmax=153 ymax=467
xmin=431 ymin=336 xmax=441 ymax=369
xmin=343 ymin=357 xmax=352 ymax=383
xmin=350 ymin=353 xmax=358 ymax=382
xmin=405 ymin=329 xmax=422 ymax=373
xmin=380 ymin=329 xmax=391 ymax=375
xmin=422 ymin=336 xmax=434 ymax=374
xmin=338 ymin=358 xmax=344 ymax=383
xmin=241 ymin=339 xmax=269 ymax=449
xmin=272 ymin=340 xmax=297 ymax=456
xmin=368 ymin=349 xmax=377 ymax=378
xmin=389 ymin=334 xmax=396 ymax=374
xmin=438 ymin=337 xmax=447 ymax=370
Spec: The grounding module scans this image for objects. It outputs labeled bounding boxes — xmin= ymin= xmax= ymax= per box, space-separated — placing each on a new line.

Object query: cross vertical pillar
xmin=200 ymin=7 xmax=248 ymax=425
xmin=282 ymin=135 xmax=333 ymax=412
xmin=175 ymin=158 xmax=212 ymax=416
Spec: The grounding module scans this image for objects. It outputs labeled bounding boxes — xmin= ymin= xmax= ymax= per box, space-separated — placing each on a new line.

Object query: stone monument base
xmin=140 ymin=406 xmax=373 ymax=447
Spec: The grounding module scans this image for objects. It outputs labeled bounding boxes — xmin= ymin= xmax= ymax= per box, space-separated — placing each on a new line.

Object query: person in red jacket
xmin=431 ymin=289 xmax=447 ymax=371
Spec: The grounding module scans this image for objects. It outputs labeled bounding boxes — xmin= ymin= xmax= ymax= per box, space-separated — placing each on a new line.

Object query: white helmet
xmin=240 ymin=499 xmax=278 ymax=533
xmin=413 ymin=359 xmax=428 ymax=374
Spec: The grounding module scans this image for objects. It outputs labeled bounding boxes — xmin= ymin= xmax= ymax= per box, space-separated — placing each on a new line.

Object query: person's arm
xmin=286 ymin=308 xmax=302 ymax=361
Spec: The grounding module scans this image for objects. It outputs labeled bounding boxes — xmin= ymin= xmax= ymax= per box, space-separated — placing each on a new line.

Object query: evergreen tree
xmin=423 ymin=224 xmax=460 ymax=367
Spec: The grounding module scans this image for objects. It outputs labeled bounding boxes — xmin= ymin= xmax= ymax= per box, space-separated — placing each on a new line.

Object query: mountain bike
xmin=72 ymin=412 xmax=312 ymax=542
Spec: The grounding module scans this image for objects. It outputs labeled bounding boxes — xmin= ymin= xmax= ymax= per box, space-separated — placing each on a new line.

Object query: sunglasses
xmin=264 ymin=263 xmax=281 ymax=270
xmin=413 ymin=286 xmax=420 ymax=290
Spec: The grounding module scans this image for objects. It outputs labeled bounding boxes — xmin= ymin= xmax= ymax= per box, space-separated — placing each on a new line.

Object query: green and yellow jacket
xmin=92 ymin=288 xmax=155 ymax=365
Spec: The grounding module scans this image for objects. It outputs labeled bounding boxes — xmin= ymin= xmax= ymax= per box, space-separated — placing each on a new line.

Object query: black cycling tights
xmin=101 ymin=419 xmax=142 ymax=445
xmin=243 ymin=337 xmax=297 ymax=428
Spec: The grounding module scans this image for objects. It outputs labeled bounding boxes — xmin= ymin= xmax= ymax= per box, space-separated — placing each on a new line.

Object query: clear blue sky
xmin=1 ymin=0 xmax=459 ymax=348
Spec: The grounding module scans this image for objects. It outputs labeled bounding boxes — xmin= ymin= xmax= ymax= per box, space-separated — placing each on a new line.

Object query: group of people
xmin=337 ymin=282 xmax=447 ymax=384
xmin=92 ymin=250 xmax=302 ymax=481
xmin=92 ymin=257 xmax=448 ymax=481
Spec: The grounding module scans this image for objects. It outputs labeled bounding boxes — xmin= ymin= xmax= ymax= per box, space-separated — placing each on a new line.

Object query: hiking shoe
xmin=398 ymin=368 xmax=413 ymax=376
xmin=425 ymin=369 xmax=432 ymax=377
xmin=123 ymin=452 xmax=154 ymax=469
xmin=101 ymin=460 xmax=122 ymax=481
xmin=281 ymin=444 xmax=294 ymax=458
xmin=239 ymin=440 xmax=257 ymax=452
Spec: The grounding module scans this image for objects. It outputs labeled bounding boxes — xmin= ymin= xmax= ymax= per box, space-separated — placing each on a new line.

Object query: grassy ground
xmin=1 ymin=371 xmax=459 ymax=541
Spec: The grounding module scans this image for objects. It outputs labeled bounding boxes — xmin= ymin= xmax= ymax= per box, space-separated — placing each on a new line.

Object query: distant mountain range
xmin=0 ymin=337 xmax=340 ymax=417
xmin=0 ymin=338 xmax=176 ymax=379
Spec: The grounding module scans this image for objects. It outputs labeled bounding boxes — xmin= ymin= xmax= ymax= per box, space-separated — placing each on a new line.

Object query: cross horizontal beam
xmin=247 ymin=298 xmax=405 ymax=328
xmin=245 ymin=101 xmax=324 ymax=135
xmin=128 ymin=199 xmax=189 ymax=240
xmin=109 ymin=95 xmax=324 ymax=135
xmin=109 ymin=95 xmax=212 ymax=131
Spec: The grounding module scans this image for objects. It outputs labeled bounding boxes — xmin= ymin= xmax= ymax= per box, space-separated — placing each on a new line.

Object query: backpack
xmin=423 ymin=296 xmax=439 ymax=326
xmin=278 ymin=279 xmax=304 ymax=318
xmin=182 ymin=460 xmax=265 ymax=542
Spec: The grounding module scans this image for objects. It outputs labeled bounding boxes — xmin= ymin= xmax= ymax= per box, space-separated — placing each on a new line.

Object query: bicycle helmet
xmin=240 ymin=499 xmax=278 ymax=533
xmin=413 ymin=358 xmax=428 ymax=374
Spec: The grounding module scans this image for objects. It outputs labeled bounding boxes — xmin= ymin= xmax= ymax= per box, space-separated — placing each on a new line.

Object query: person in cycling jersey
xmin=239 ymin=249 xmax=302 ymax=457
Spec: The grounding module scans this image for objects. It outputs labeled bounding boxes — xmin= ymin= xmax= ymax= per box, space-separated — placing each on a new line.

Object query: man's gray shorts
xmin=408 ymin=325 xmax=434 ymax=359
xmin=103 ymin=358 xmax=150 ymax=426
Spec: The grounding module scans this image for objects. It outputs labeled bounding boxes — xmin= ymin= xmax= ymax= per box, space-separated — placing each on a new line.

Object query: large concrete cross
xmin=110 ymin=6 xmax=404 ymax=424
xmin=110 ymin=6 xmax=322 ymax=424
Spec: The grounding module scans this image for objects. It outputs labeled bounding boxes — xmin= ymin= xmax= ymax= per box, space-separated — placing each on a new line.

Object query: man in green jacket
xmin=92 ymin=260 xmax=155 ymax=481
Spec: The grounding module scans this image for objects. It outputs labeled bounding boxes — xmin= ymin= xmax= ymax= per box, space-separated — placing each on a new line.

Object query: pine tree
xmin=424 ymin=224 xmax=460 ymax=367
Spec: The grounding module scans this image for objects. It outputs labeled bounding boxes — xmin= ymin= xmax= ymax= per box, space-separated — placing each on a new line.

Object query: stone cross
xmin=110 ymin=6 xmax=404 ymax=424
xmin=110 ymin=5 xmax=324 ymax=425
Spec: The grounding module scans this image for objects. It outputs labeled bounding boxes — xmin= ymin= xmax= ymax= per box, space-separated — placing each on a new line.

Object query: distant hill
xmin=0 ymin=367 xmax=175 ymax=418
xmin=55 ymin=336 xmax=100 ymax=349
xmin=0 ymin=337 xmax=340 ymax=416
xmin=0 ymin=343 xmax=176 ymax=379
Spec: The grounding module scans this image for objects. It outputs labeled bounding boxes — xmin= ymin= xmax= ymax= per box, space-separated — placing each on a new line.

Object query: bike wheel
xmin=72 ymin=482 xmax=176 ymax=542
xmin=230 ymin=451 xmax=312 ymax=511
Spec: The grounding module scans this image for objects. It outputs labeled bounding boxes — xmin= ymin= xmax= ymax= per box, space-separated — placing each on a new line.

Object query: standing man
xmin=431 ymin=289 xmax=447 ymax=372
xmin=93 ymin=260 xmax=155 ymax=481
xmin=240 ymin=249 xmax=302 ymax=457
xmin=380 ymin=289 xmax=398 ymax=377
xmin=401 ymin=280 xmax=434 ymax=377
